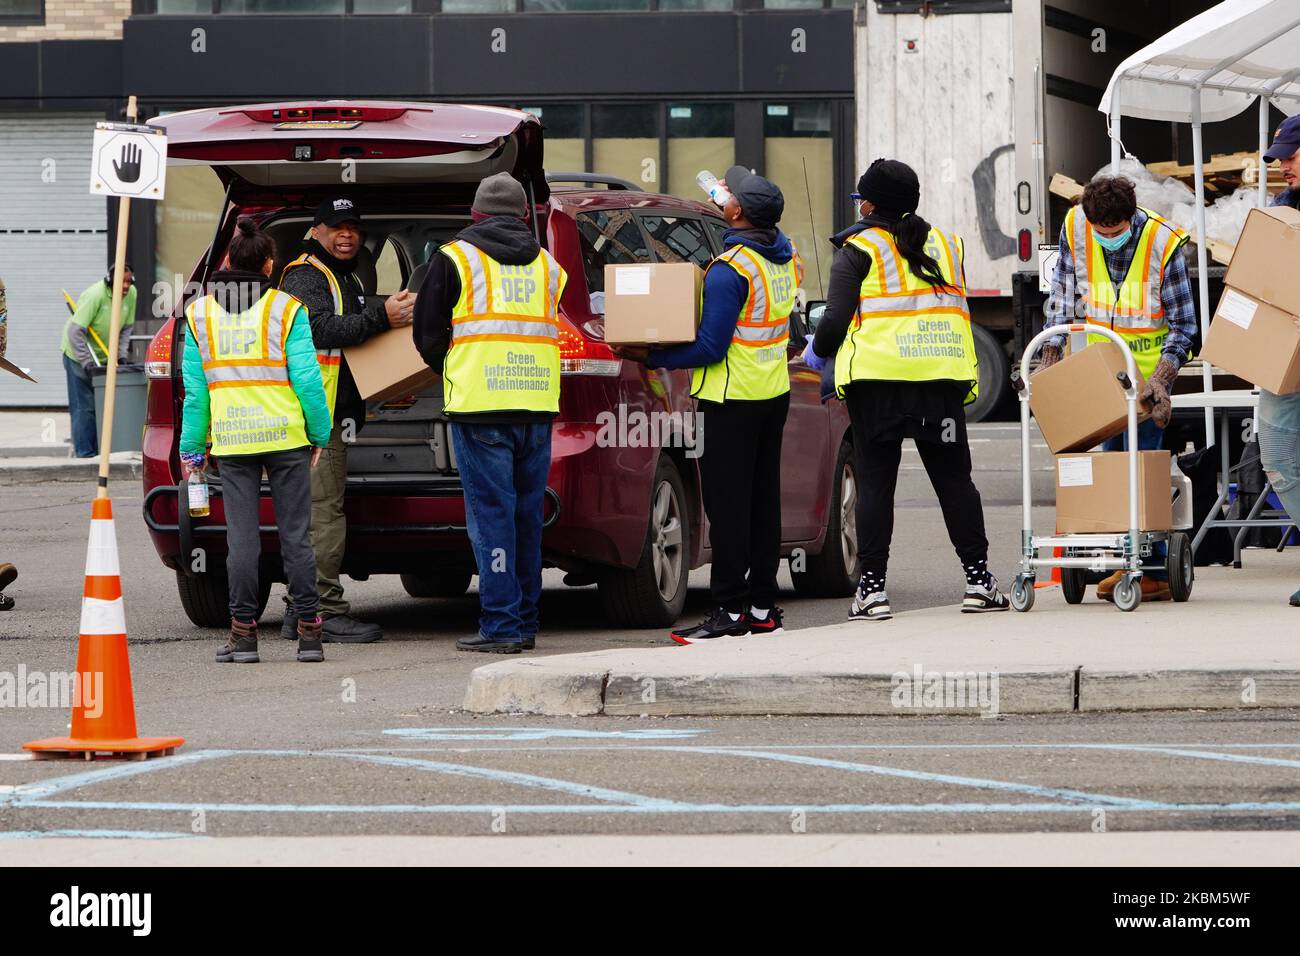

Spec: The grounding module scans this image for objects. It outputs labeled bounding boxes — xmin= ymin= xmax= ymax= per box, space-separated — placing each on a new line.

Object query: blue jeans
xmin=451 ymin=421 xmax=552 ymax=644
xmin=1257 ymin=390 xmax=1300 ymax=554
xmin=1102 ymin=418 xmax=1168 ymax=578
xmin=62 ymin=353 xmax=97 ymax=458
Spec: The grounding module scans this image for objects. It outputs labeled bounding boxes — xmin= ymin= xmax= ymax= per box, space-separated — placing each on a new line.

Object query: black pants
xmin=216 ymin=447 xmax=318 ymax=623
xmin=698 ymin=392 xmax=789 ymax=613
xmin=845 ymin=393 xmax=989 ymax=579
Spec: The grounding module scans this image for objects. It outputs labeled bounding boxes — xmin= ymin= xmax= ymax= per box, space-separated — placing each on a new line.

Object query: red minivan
xmin=141 ymin=101 xmax=857 ymax=629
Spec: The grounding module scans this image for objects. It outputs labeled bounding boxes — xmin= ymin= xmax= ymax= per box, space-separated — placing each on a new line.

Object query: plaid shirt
xmin=1043 ymin=208 xmax=1197 ymax=367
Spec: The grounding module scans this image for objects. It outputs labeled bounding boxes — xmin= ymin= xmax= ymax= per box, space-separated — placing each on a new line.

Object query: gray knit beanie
xmin=472 ymin=172 xmax=527 ymax=218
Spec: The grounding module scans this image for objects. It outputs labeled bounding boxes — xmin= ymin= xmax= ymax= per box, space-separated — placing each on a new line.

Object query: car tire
xmin=400 ymin=568 xmax=473 ymax=598
xmin=965 ymin=323 xmax=1011 ymax=423
xmin=791 ymin=440 xmax=858 ymax=598
xmin=598 ymin=455 xmax=690 ymax=628
xmin=175 ymin=567 xmax=270 ymax=628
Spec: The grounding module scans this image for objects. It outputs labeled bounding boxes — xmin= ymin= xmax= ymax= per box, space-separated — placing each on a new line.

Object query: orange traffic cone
xmin=24 ymin=497 xmax=184 ymax=761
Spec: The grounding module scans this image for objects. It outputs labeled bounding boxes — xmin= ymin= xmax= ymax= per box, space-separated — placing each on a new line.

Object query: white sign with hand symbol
xmin=90 ymin=122 xmax=167 ymax=200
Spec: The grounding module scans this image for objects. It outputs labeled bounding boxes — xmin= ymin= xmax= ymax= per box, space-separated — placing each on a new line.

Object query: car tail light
xmin=557 ymin=314 xmax=621 ymax=377
xmin=146 ymin=318 xmax=175 ymax=379
xmin=1018 ymin=229 xmax=1032 ymax=262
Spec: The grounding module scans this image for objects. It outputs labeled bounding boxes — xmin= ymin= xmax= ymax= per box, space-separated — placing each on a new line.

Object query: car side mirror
xmin=805 ymin=300 xmax=826 ymax=333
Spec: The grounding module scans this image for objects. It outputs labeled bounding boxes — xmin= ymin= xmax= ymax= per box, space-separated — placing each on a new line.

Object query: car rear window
xmin=575 ymin=209 xmax=650 ymax=293
xmin=639 ymin=215 xmax=713 ymax=268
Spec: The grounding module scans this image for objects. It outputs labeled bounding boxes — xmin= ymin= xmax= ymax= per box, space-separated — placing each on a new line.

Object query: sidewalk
xmin=465 ymin=551 xmax=1300 ymax=717
xmin=0 ymin=410 xmax=141 ymax=484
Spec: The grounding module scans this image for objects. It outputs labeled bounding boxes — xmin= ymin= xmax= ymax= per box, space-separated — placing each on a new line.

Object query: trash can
xmin=89 ymin=364 xmax=146 ymax=453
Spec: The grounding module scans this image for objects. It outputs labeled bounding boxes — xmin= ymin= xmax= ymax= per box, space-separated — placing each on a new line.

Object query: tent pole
xmin=1191 ymin=94 xmax=1214 ymax=447
xmin=1259 ymin=95 xmax=1270 ymax=205
xmin=1110 ymin=83 xmax=1122 ymax=173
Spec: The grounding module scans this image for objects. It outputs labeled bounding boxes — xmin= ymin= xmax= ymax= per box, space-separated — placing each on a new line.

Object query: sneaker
xmin=961 ymin=581 xmax=1011 ymax=613
xmin=0 ymin=563 xmax=16 ymax=592
xmin=321 ymin=614 xmax=383 ymax=644
xmin=296 ymin=616 xmax=324 ymax=663
xmin=456 ymin=633 xmax=523 ymax=654
xmin=745 ymin=607 xmax=785 ymax=636
xmin=1291 ymin=588 xmax=1300 ymax=608
xmin=670 ymin=607 xmax=749 ymax=645
xmin=848 ymin=579 xmax=892 ymax=621
xmin=0 ymin=594 xmax=13 ymax=612
xmin=216 ymin=619 xmax=260 ymax=663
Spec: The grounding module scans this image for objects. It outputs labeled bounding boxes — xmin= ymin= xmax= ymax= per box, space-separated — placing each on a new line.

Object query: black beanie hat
xmin=856 ymin=159 xmax=920 ymax=220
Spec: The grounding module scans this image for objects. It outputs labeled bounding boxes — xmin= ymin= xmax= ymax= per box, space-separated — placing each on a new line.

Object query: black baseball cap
xmin=723 ymin=164 xmax=785 ymax=228
xmin=314 ymin=196 xmax=363 ymax=227
xmin=1264 ymin=114 xmax=1300 ymax=161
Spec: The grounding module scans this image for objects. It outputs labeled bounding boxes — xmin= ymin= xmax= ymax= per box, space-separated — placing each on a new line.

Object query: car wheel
xmin=598 ymin=455 xmax=690 ymax=628
xmin=965 ymin=323 xmax=1011 ymax=423
xmin=175 ymin=567 xmax=270 ymax=628
xmin=791 ymin=441 xmax=858 ymax=598
xmin=400 ymin=568 xmax=473 ymax=598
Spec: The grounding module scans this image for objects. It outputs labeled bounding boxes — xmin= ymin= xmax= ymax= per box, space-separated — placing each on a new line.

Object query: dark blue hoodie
xmin=647 ymin=227 xmax=796 ymax=372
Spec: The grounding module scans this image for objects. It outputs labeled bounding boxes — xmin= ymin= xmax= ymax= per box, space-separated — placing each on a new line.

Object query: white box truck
xmin=857 ymin=0 xmax=1258 ymax=429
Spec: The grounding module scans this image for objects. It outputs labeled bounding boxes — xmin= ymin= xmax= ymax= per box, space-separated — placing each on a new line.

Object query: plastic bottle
xmin=696 ymin=170 xmax=731 ymax=208
xmin=1170 ymin=456 xmax=1193 ymax=531
xmin=188 ymin=469 xmax=210 ymax=518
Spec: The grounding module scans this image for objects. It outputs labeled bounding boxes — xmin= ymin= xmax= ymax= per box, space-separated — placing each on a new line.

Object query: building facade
xmin=1 ymin=0 xmax=854 ymax=405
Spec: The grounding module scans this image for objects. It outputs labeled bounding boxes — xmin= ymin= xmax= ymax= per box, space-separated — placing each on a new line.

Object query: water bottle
xmin=696 ymin=170 xmax=731 ymax=208
xmin=1170 ymin=456 xmax=1192 ymax=531
xmin=188 ymin=470 xmax=210 ymax=518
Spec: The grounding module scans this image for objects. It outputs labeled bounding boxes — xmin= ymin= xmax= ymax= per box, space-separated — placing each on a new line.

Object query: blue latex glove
xmin=801 ymin=339 xmax=827 ymax=372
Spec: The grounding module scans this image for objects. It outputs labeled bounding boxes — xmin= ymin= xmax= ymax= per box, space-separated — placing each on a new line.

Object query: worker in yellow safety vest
xmin=619 ymin=166 xmax=800 ymax=645
xmin=180 ymin=218 xmax=332 ymax=664
xmin=804 ymin=158 xmax=1007 ymax=622
xmin=412 ymin=172 xmax=566 ymax=653
xmin=1041 ymin=174 xmax=1194 ymax=603
xmin=278 ymin=196 xmax=416 ymax=644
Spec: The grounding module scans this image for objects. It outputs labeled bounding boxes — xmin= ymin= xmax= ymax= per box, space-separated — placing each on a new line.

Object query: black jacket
xmin=279 ymin=238 xmax=389 ymax=432
xmin=413 ymin=216 xmax=553 ymax=424
xmin=812 ymin=214 xmax=968 ymax=442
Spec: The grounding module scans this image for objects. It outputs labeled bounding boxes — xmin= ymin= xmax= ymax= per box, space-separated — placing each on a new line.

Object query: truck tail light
xmin=1018 ymin=229 xmax=1032 ymax=262
xmin=557 ymin=314 xmax=621 ymax=377
xmin=145 ymin=317 xmax=175 ymax=379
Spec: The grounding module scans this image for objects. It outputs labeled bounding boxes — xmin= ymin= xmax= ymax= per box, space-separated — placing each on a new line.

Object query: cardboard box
xmin=603 ymin=263 xmax=703 ymax=345
xmin=1200 ymin=206 xmax=1300 ymax=394
xmin=343 ymin=325 xmax=440 ymax=405
xmin=1029 ymin=341 xmax=1148 ymax=454
xmin=1055 ymin=450 xmax=1173 ymax=533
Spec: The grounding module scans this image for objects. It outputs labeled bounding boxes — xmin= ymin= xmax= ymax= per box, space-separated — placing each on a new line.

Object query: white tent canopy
xmin=1099 ymin=0 xmax=1300 ymax=124
xmin=1096 ymin=0 xmax=1300 ymax=443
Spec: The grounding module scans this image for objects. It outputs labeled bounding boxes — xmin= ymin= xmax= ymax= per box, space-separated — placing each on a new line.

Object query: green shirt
xmin=61 ymin=280 xmax=137 ymax=364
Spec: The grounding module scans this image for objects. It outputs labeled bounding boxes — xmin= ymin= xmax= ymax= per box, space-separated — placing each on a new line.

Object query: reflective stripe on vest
xmin=690 ymin=244 xmax=797 ymax=403
xmin=1065 ymin=205 xmax=1189 ymax=379
xmin=185 ymin=289 xmax=309 ymax=456
xmin=833 ymin=225 xmax=979 ymax=404
xmin=280 ymin=252 xmax=344 ymax=417
xmin=439 ymin=240 xmax=566 ymax=415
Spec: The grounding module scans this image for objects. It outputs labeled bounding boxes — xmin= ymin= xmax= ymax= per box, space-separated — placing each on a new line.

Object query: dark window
xmin=220 ymin=0 xmax=345 ymax=9
xmin=639 ymin=215 xmax=712 ymax=268
xmin=0 ymin=0 xmax=43 ymax=21
xmin=574 ymin=209 xmax=650 ymax=293
xmin=703 ymin=217 xmax=730 ymax=253
xmin=524 ymin=0 xmax=650 ymax=10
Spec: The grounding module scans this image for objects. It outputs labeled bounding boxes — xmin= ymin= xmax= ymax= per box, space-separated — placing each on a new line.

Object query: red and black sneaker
xmin=745 ymin=607 xmax=785 ymax=636
xmin=670 ymin=607 xmax=750 ymax=645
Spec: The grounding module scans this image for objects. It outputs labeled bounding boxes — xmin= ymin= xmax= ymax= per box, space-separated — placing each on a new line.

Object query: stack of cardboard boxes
xmin=1030 ymin=340 xmax=1172 ymax=533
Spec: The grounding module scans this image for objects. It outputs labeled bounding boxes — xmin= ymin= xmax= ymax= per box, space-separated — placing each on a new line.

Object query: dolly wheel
xmin=1113 ymin=574 xmax=1142 ymax=612
xmin=1010 ymin=575 xmax=1035 ymax=612
xmin=1166 ymin=532 xmax=1194 ymax=602
xmin=1061 ymin=567 xmax=1087 ymax=605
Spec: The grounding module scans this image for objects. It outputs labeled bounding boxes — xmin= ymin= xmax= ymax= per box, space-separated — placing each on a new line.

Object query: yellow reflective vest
xmin=280 ymin=252 xmax=344 ymax=418
xmin=833 ymin=225 xmax=978 ymax=404
xmin=185 ymin=288 xmax=308 ymax=456
xmin=439 ymin=240 xmax=566 ymax=415
xmin=690 ymin=244 xmax=799 ymax=403
xmin=1064 ymin=205 xmax=1189 ymax=380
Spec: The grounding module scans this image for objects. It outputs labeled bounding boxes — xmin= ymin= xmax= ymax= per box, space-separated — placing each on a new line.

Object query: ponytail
xmin=228 ymin=216 xmax=275 ymax=274
xmin=889 ymin=212 xmax=951 ymax=292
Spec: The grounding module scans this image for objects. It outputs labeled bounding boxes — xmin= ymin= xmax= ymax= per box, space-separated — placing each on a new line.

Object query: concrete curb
xmin=0 ymin=453 xmax=141 ymax=485
xmin=463 ymin=557 xmax=1300 ymax=718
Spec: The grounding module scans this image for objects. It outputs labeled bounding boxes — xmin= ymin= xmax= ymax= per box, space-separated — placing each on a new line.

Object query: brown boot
xmin=217 ymin=618 xmax=260 ymax=663
xmin=297 ymin=615 xmax=324 ymax=663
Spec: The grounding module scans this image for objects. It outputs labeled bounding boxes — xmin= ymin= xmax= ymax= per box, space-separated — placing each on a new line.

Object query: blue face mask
xmin=1095 ymin=228 xmax=1132 ymax=252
